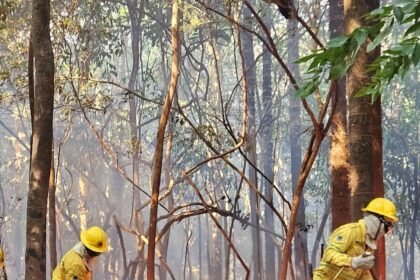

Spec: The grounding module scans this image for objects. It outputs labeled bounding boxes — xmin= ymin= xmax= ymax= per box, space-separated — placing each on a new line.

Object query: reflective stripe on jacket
xmin=313 ymin=219 xmax=373 ymax=280
xmin=52 ymin=242 xmax=92 ymax=280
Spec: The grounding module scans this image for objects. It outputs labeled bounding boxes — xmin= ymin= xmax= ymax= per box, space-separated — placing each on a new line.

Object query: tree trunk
xmin=287 ymin=15 xmax=307 ymax=280
xmin=158 ymin=112 xmax=175 ymax=280
xmin=208 ymin=174 xmax=223 ymax=280
xmin=372 ymin=95 xmax=385 ymax=278
xmin=25 ymin=0 xmax=54 ymax=278
xmin=48 ymin=149 xmax=57 ymax=271
xmin=329 ymin=0 xmax=350 ymax=230
xmin=241 ymin=3 xmax=261 ymax=279
xmin=78 ymin=173 xmax=88 ymax=229
xmin=146 ymin=0 xmax=180 ymax=278
xmin=345 ymin=0 xmax=382 ymax=277
xmin=261 ymin=12 xmax=276 ymax=280
xmin=126 ymin=0 xmax=147 ymax=277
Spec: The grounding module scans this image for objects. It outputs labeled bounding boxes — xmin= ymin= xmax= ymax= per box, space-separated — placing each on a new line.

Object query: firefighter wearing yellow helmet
xmin=313 ymin=198 xmax=397 ymax=280
xmin=52 ymin=226 xmax=108 ymax=280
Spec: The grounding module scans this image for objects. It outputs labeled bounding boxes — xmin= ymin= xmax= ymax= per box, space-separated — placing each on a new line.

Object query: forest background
xmin=0 ymin=0 xmax=418 ymax=279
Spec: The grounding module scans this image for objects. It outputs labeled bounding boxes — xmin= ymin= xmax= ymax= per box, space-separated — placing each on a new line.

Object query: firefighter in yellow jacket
xmin=0 ymin=247 xmax=6 ymax=280
xmin=52 ymin=226 xmax=108 ymax=280
xmin=0 ymin=247 xmax=4 ymax=270
xmin=313 ymin=198 xmax=397 ymax=280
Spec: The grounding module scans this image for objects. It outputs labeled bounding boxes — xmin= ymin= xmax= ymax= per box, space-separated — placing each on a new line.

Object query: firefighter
xmin=313 ymin=198 xmax=397 ymax=280
xmin=0 ymin=247 xmax=3 ymax=269
xmin=0 ymin=245 xmax=7 ymax=280
xmin=52 ymin=226 xmax=108 ymax=280
xmin=0 ymin=247 xmax=7 ymax=280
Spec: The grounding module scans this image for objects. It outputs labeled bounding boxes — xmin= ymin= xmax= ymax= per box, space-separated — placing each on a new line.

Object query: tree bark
xmin=48 ymin=149 xmax=57 ymax=271
xmin=146 ymin=0 xmax=180 ymax=278
xmin=241 ymin=3 xmax=261 ymax=279
xmin=158 ymin=116 xmax=175 ymax=280
xmin=344 ymin=0 xmax=383 ymax=277
xmin=345 ymin=0 xmax=378 ymax=216
xmin=25 ymin=0 xmax=54 ymax=278
xmin=261 ymin=12 xmax=276 ymax=280
xmin=329 ymin=0 xmax=350 ymax=230
xmin=126 ymin=0 xmax=147 ymax=276
xmin=287 ymin=15 xmax=308 ymax=279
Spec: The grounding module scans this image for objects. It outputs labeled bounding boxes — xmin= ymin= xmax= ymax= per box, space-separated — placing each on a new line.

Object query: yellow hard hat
xmin=362 ymin=197 xmax=398 ymax=223
xmin=80 ymin=226 xmax=108 ymax=253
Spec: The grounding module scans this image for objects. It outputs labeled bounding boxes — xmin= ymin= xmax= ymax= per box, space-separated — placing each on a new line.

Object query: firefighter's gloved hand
xmin=351 ymin=254 xmax=375 ymax=270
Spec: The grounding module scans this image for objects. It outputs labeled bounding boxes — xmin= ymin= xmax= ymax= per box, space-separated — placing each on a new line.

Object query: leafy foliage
xmin=296 ymin=0 xmax=420 ymax=99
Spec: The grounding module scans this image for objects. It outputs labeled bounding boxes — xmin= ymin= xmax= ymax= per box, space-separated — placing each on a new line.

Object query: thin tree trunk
xmin=208 ymin=175 xmax=223 ymax=279
xmin=287 ymin=15 xmax=307 ymax=280
xmin=241 ymin=2 xmax=261 ymax=279
xmin=25 ymin=0 xmax=54 ymax=278
xmin=407 ymin=175 xmax=418 ymax=280
xmin=126 ymin=0 xmax=146 ymax=277
xmin=261 ymin=11 xmax=276 ymax=280
xmin=310 ymin=197 xmax=331 ymax=270
xmin=372 ymin=95 xmax=385 ymax=278
xmin=158 ymin=110 xmax=175 ymax=280
xmin=48 ymin=148 xmax=57 ymax=270
xmin=279 ymin=82 xmax=336 ymax=279
xmin=146 ymin=0 xmax=180 ymax=278
xmin=78 ymin=173 xmax=88 ymax=229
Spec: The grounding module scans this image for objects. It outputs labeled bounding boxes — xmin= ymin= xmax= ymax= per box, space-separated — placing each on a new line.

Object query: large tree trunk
xmin=261 ymin=12 xmax=276 ymax=280
xmin=146 ymin=0 xmax=180 ymax=278
xmin=25 ymin=0 xmax=54 ymax=278
xmin=344 ymin=0 xmax=382 ymax=277
xmin=241 ymin=3 xmax=261 ymax=279
xmin=329 ymin=0 xmax=350 ymax=230
xmin=345 ymin=0 xmax=379 ymax=216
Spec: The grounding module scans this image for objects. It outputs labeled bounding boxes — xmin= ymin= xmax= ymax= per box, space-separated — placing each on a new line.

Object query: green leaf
xmin=355 ymin=86 xmax=378 ymax=97
xmin=295 ymin=53 xmax=318 ymax=64
xmin=367 ymin=22 xmax=385 ymax=38
xmin=327 ymin=35 xmax=349 ymax=48
xmin=307 ymin=56 xmax=324 ymax=71
xmin=412 ymin=43 xmax=420 ymax=65
xmin=416 ymin=0 xmax=420 ymax=20
xmin=353 ymin=29 xmax=368 ymax=47
xmin=367 ymin=19 xmax=394 ymax=52
xmin=400 ymin=43 xmax=415 ymax=56
xmin=404 ymin=21 xmax=420 ymax=37
xmin=329 ymin=63 xmax=349 ymax=79
xmin=296 ymin=80 xmax=320 ymax=98
xmin=398 ymin=55 xmax=411 ymax=78
xmin=393 ymin=6 xmax=404 ymax=23
xmin=382 ymin=60 xmax=400 ymax=84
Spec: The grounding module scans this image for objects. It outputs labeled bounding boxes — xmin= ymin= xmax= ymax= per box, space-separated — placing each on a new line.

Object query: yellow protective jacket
xmin=0 ymin=248 xmax=4 ymax=269
xmin=313 ymin=220 xmax=373 ymax=280
xmin=52 ymin=242 xmax=93 ymax=280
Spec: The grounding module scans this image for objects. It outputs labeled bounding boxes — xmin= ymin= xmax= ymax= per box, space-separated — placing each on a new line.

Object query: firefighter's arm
xmin=65 ymin=264 xmax=86 ymax=280
xmin=322 ymin=228 xmax=353 ymax=267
